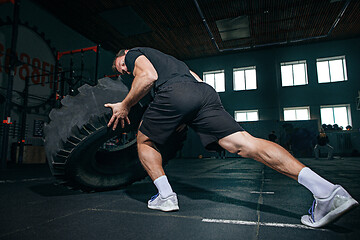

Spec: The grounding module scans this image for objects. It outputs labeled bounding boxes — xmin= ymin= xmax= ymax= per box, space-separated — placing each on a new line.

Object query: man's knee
xmin=137 ymin=131 xmax=151 ymax=146
xmin=137 ymin=130 xmax=160 ymax=152
xmin=218 ymin=131 xmax=257 ymax=157
xmin=137 ymin=131 xmax=145 ymax=144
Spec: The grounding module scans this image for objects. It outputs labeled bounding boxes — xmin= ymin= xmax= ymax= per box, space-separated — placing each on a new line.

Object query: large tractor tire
xmin=44 ymin=77 xmax=186 ymax=192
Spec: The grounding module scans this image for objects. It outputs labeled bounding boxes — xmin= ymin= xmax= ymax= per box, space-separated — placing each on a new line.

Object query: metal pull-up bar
xmin=56 ymin=44 xmax=100 ymax=86
xmin=56 ymin=45 xmax=98 ymax=60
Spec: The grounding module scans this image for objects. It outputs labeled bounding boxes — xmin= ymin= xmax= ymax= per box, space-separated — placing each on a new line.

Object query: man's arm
xmin=190 ymin=70 xmax=203 ymax=82
xmin=123 ymin=55 xmax=158 ymax=108
xmin=105 ymin=55 xmax=158 ymax=130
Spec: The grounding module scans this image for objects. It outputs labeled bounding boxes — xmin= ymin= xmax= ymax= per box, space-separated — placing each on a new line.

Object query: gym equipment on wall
xmin=0 ymin=16 xmax=60 ymax=165
xmin=0 ymin=18 xmax=58 ymax=111
xmin=55 ymin=45 xmax=100 ymax=99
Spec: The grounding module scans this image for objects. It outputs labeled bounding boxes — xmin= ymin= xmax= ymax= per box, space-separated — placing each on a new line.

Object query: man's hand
xmin=104 ymin=102 xmax=131 ymax=130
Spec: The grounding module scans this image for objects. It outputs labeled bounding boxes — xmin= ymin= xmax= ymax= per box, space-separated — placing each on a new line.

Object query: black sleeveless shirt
xmin=125 ymin=47 xmax=195 ymax=92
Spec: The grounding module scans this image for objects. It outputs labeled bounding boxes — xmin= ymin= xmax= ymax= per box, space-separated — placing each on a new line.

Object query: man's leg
xmin=137 ymin=130 xmax=165 ymax=181
xmin=326 ymin=144 xmax=334 ymax=159
xmin=137 ymin=130 xmax=179 ymax=211
xmin=314 ymin=144 xmax=320 ymax=159
xmin=218 ymin=131 xmax=358 ymax=228
xmin=218 ymin=131 xmax=336 ymax=196
xmin=218 ymin=131 xmax=305 ymax=180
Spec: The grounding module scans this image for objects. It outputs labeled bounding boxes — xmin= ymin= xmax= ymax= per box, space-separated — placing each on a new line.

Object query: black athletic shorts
xmin=139 ymin=79 xmax=244 ymax=150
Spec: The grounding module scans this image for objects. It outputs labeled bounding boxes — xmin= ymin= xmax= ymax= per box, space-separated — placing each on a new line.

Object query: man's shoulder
xmin=128 ymin=47 xmax=158 ymax=53
xmin=125 ymin=48 xmax=148 ymax=72
xmin=127 ymin=47 xmax=164 ymax=61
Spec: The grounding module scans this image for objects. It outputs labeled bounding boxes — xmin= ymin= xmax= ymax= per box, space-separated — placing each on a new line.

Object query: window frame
xmin=320 ymin=104 xmax=352 ymax=129
xmin=283 ymin=106 xmax=310 ymax=121
xmin=316 ymin=55 xmax=348 ymax=83
xmin=233 ymin=66 xmax=257 ymax=91
xmin=234 ymin=110 xmax=259 ymax=122
xmin=203 ymin=70 xmax=225 ymax=92
xmin=280 ymin=60 xmax=308 ymax=87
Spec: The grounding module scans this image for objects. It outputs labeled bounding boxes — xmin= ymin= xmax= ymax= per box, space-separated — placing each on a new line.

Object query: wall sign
xmin=0 ymin=21 xmax=57 ymax=109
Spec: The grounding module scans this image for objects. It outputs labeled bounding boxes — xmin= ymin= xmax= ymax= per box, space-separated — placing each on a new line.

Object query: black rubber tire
xmin=44 ymin=77 xmax=186 ymax=192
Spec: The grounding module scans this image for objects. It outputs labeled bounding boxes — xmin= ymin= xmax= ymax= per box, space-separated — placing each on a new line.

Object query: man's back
xmin=125 ymin=47 xmax=194 ymax=90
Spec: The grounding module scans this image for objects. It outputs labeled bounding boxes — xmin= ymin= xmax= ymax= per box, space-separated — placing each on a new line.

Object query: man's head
xmin=112 ymin=49 xmax=130 ymax=75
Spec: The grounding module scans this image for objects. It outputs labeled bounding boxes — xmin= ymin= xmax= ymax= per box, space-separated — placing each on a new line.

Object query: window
xmin=316 ymin=56 xmax=348 ymax=83
xmin=233 ymin=66 xmax=257 ymax=91
xmin=283 ymin=107 xmax=310 ymax=121
xmin=203 ymin=70 xmax=225 ymax=92
xmin=320 ymin=105 xmax=351 ymax=129
xmin=235 ymin=110 xmax=259 ymax=122
xmin=281 ymin=60 xmax=308 ymax=87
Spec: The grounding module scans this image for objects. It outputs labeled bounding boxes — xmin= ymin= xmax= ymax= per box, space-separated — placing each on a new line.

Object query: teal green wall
xmin=185 ymin=37 xmax=360 ymax=130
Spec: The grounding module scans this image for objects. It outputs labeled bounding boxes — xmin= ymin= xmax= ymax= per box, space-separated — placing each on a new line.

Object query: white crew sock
xmin=153 ymin=175 xmax=174 ymax=198
xmin=298 ymin=167 xmax=336 ymax=199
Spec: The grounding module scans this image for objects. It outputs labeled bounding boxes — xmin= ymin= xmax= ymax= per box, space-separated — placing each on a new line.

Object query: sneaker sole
xmin=302 ymin=198 xmax=359 ymax=228
xmin=148 ymin=205 xmax=179 ymax=212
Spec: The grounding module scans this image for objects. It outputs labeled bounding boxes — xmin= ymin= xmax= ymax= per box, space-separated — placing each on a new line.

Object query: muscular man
xmin=105 ymin=47 xmax=358 ymax=228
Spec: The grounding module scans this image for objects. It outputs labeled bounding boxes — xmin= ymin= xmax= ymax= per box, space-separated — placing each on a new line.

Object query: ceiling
xmin=31 ymin=0 xmax=360 ymax=60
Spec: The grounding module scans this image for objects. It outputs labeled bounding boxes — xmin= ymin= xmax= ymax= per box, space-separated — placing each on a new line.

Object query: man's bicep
xmin=133 ymin=56 xmax=158 ymax=80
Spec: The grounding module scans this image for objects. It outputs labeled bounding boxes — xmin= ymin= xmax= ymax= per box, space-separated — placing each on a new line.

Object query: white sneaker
xmin=301 ymin=185 xmax=359 ymax=228
xmin=148 ymin=193 xmax=179 ymax=212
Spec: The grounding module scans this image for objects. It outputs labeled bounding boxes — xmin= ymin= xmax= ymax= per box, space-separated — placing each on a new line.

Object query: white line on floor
xmin=202 ymin=218 xmax=326 ymax=231
xmin=0 ymin=177 xmax=53 ymax=184
xmin=90 ymin=208 xmax=323 ymax=231
xmin=250 ymin=191 xmax=275 ymax=194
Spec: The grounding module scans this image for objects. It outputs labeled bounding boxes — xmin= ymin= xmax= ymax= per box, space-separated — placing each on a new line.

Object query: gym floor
xmin=1 ymin=157 xmax=359 ymax=240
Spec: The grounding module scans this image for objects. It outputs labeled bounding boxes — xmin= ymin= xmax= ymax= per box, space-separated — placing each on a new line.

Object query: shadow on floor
xmin=124 ymin=180 xmax=302 ymax=220
xmin=29 ymin=183 xmax=83 ymax=197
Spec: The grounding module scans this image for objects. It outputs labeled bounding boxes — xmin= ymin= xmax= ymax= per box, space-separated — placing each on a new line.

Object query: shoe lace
xmin=308 ymin=199 xmax=316 ymax=222
xmin=150 ymin=193 xmax=159 ymax=202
